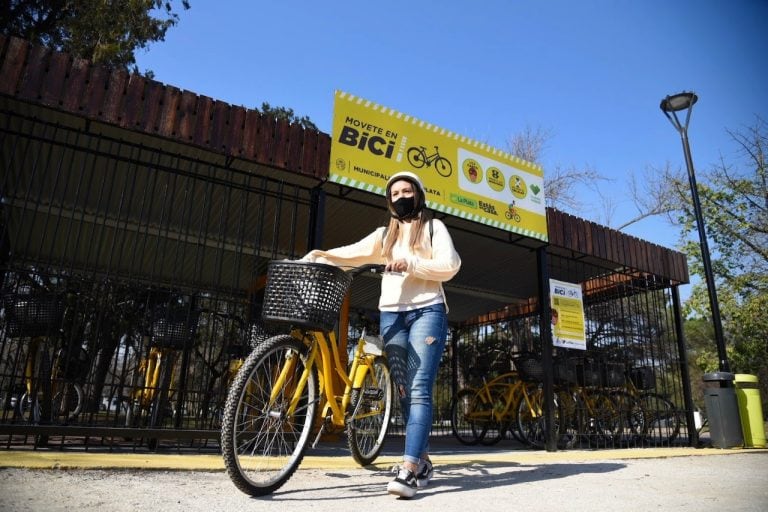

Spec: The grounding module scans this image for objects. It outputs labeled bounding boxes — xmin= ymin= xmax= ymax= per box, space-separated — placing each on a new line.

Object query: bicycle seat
xmin=362 ymin=335 xmax=383 ymax=356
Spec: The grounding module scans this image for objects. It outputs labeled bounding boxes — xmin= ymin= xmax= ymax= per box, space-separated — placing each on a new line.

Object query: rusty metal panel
xmin=301 ymin=128 xmax=318 ymax=176
xmin=121 ymin=74 xmax=146 ymax=129
xmin=176 ymin=90 xmax=198 ymax=142
xmin=193 ymin=95 xmax=213 ymax=147
xmin=227 ymin=105 xmax=246 ymax=157
xmin=141 ymin=81 xmax=163 ymax=133
xmin=18 ymin=44 xmax=49 ymax=101
xmin=254 ymin=114 xmax=274 ymax=165
xmin=209 ymin=100 xmax=230 ymax=151
xmin=273 ymin=118 xmax=291 ymax=167
xmin=40 ymin=51 xmax=70 ymax=107
xmin=61 ymin=57 xmax=90 ymax=112
xmin=287 ymin=122 xmax=304 ymax=172
xmin=157 ymin=85 xmax=181 ymax=137
xmin=241 ymin=109 xmax=261 ymax=160
xmin=0 ymin=36 xmax=28 ymax=96
xmin=83 ymin=65 xmax=109 ymax=118
xmin=315 ymin=132 xmax=332 ymax=179
xmin=102 ymin=68 xmax=128 ymax=125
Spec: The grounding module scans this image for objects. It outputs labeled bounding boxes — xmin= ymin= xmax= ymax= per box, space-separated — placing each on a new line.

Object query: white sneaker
xmin=387 ymin=467 xmax=417 ymax=498
xmin=416 ymin=459 xmax=434 ymax=487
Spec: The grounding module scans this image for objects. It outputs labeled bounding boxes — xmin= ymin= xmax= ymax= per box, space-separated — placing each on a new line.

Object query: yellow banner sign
xmin=550 ymin=279 xmax=586 ymax=350
xmin=329 ymin=91 xmax=548 ymax=241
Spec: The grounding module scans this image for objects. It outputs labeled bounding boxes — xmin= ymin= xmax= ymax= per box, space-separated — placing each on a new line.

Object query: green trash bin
xmin=734 ymin=374 xmax=766 ymax=448
xmin=702 ymin=372 xmax=743 ymax=448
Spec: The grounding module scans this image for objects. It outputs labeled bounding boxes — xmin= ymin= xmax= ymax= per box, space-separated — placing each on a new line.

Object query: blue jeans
xmin=380 ymin=303 xmax=448 ymax=465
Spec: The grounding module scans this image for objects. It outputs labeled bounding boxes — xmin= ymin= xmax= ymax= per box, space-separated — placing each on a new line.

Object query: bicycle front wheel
xmin=516 ymin=386 xmax=560 ymax=449
xmin=347 ymin=355 xmax=393 ymax=466
xmin=52 ymin=382 xmax=83 ymax=420
xmin=221 ymin=334 xmax=317 ymax=496
xmin=435 ymin=156 xmax=452 ymax=177
xmin=640 ymin=393 xmax=680 ymax=446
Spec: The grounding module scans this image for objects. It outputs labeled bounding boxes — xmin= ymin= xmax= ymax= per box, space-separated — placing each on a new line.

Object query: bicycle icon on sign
xmin=505 ymin=202 xmax=521 ymax=222
xmin=407 ymin=145 xmax=453 ymax=177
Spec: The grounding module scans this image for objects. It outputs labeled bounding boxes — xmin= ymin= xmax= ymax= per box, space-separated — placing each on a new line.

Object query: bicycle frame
xmin=268 ymin=328 xmax=380 ymax=430
xmin=133 ymin=346 xmax=176 ymax=409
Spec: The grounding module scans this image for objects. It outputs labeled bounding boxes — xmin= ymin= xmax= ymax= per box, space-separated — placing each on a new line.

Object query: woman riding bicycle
xmin=302 ymin=170 xmax=461 ymax=498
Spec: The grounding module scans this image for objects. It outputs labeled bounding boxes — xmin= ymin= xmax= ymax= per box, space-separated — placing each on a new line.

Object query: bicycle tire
xmin=450 ymin=388 xmax=482 ymax=445
xmin=347 ymin=355 xmax=394 ymax=466
xmin=18 ymin=392 xmax=40 ymax=423
xmin=435 ymin=156 xmax=452 ymax=177
xmin=407 ymin=147 xmax=426 ymax=169
xmin=19 ymin=346 xmax=51 ymax=425
xmin=52 ymin=382 xmax=83 ymax=420
xmin=555 ymin=389 xmax=580 ymax=449
xmin=147 ymin=354 xmax=175 ymax=450
xmin=609 ymin=389 xmax=645 ymax=446
xmin=221 ymin=334 xmax=318 ymax=496
xmin=516 ymin=386 xmax=561 ymax=449
xmin=478 ymin=383 xmax=512 ymax=446
xmin=581 ymin=390 xmax=621 ymax=448
xmin=640 ymin=393 xmax=680 ymax=446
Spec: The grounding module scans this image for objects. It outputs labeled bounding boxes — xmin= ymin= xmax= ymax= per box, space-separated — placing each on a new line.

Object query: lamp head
xmin=660 ymin=92 xmax=698 ymax=113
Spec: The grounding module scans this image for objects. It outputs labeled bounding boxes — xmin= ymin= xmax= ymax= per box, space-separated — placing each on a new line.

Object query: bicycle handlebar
xmin=345 ymin=264 xmax=386 ymax=277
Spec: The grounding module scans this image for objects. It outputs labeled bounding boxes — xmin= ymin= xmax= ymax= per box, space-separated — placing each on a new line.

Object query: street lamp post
xmin=660 ymin=91 xmax=729 ymax=372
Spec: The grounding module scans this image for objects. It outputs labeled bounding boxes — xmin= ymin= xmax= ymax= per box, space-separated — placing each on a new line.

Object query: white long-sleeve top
xmin=302 ymin=218 xmax=461 ymax=312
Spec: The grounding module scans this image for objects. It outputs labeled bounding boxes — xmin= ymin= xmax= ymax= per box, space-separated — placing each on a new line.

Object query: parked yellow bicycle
xmin=6 ymin=290 xmax=88 ymax=425
xmin=451 ymin=354 xmax=563 ymax=449
xmin=220 ymin=261 xmax=394 ymax=496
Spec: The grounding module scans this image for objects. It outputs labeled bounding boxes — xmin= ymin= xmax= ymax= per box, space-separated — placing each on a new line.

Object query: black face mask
xmin=391 ymin=196 xmax=417 ymax=219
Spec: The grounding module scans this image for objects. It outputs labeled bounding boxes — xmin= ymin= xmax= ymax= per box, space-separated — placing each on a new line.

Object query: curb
xmin=1 ymin=446 xmax=760 ymax=471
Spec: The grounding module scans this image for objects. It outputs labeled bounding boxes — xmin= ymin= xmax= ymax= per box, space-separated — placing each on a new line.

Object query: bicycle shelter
xmin=0 ymin=35 xmax=695 ymax=452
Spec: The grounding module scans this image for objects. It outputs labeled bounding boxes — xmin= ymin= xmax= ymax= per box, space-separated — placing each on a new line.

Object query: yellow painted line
xmin=0 ymin=447 xmax=761 ymax=471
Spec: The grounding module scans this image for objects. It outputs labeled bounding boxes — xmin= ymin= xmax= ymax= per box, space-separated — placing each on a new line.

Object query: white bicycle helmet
xmin=385 ymin=171 xmax=427 ymax=216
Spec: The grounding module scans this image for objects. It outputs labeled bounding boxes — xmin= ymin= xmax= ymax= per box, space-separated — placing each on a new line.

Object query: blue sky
xmin=136 ymin=0 xmax=767 ymax=261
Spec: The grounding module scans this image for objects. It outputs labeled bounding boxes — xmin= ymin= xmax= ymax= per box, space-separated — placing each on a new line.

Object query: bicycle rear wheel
xmin=347 ymin=355 xmax=393 ymax=465
xmin=221 ymin=334 xmax=317 ymax=496
xmin=450 ymin=388 xmax=482 ymax=445
xmin=478 ymin=383 xmax=512 ymax=446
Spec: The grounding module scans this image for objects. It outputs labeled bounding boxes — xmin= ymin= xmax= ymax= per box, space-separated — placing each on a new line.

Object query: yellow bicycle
xmin=220 ymin=261 xmax=394 ymax=496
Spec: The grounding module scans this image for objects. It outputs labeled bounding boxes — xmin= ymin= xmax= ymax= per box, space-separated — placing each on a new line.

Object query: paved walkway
xmin=1 ymin=439 xmax=767 ymax=512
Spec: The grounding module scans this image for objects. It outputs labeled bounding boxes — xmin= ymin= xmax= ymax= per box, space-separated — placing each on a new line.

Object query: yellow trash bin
xmin=733 ymin=374 xmax=766 ymax=448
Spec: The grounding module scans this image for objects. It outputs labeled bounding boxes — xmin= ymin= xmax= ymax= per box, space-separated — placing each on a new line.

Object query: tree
xmin=644 ymin=116 xmax=768 ymax=410
xmin=259 ymin=102 xmax=318 ymax=131
xmin=1 ymin=0 xmax=191 ymax=73
xmin=506 ymin=125 xmax=605 ymax=214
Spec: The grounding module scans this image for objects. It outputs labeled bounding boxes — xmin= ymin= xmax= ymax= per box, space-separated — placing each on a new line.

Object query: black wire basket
xmin=553 ymin=357 xmax=579 ymax=385
xmin=578 ymin=358 xmax=603 ymax=387
xmin=630 ymin=366 xmax=656 ymax=390
xmin=602 ymin=362 xmax=626 ymax=387
xmin=3 ymin=293 xmax=64 ymax=338
xmin=513 ymin=354 xmax=545 ymax=383
xmin=150 ymin=305 xmax=200 ymax=350
xmin=261 ymin=260 xmax=353 ymax=332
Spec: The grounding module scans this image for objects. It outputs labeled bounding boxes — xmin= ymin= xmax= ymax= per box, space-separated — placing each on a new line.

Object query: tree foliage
xmin=506 ymin=125 xmax=605 ymax=214
xmin=1 ymin=0 xmax=190 ymax=73
xmin=645 ymin=116 xmax=768 ymax=408
xmin=259 ymin=102 xmax=318 ymax=131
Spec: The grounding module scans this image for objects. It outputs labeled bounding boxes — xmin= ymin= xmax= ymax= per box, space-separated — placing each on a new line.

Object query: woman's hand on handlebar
xmin=385 ymin=259 xmax=408 ymax=273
